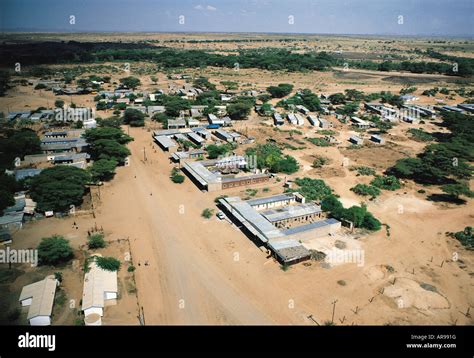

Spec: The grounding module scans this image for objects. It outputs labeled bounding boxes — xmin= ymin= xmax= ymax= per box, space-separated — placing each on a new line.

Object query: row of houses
xmin=273 ymin=111 xmax=334 ymax=129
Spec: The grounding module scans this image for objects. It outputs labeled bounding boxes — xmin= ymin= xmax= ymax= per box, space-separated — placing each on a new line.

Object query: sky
xmin=1 ymin=0 xmax=473 ymax=36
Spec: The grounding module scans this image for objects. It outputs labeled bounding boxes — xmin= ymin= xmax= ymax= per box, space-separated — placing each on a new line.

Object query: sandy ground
xmin=12 ymin=126 xmax=466 ymax=326
xmin=0 ymin=32 xmax=473 ymax=325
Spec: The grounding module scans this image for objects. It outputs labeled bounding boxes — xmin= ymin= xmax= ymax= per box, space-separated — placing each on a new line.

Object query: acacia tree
xmin=119 ymin=76 xmax=141 ymax=90
xmin=29 ymin=166 xmax=91 ymax=212
xmin=38 ymin=235 xmax=74 ymax=266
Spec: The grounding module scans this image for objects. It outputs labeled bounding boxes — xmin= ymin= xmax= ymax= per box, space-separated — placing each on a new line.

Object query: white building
xmin=19 ymin=275 xmax=58 ymax=326
xmin=82 ymin=255 xmax=118 ymax=325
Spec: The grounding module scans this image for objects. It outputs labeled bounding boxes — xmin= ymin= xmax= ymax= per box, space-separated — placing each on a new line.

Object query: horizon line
xmin=2 ymin=29 xmax=473 ymax=39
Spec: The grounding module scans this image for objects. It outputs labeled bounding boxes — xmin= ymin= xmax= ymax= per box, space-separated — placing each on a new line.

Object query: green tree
xmin=38 ymin=235 xmax=74 ymax=266
xmin=89 ymin=159 xmax=118 ymax=182
xmin=201 ymin=208 xmax=214 ymax=219
xmin=220 ymin=81 xmax=238 ymax=91
xmin=328 ymin=93 xmax=346 ymax=105
xmin=30 ymin=166 xmax=91 ymax=212
xmin=370 ymin=175 xmax=401 ymax=190
xmin=84 ymin=127 xmax=132 ymax=145
xmin=119 ymin=76 xmax=141 ymax=90
xmin=122 ymin=108 xmax=145 ymax=127
xmin=54 ymin=99 xmax=65 ymax=108
xmin=227 ymin=101 xmax=253 ymax=120
xmin=95 ymin=256 xmax=121 ymax=271
xmin=351 ymin=184 xmax=381 ymax=198
xmin=267 ymin=83 xmax=294 ymax=98
xmin=88 ymin=233 xmax=106 ymax=249
xmin=193 ymin=77 xmax=216 ymax=90
xmin=441 ymin=183 xmax=473 ymax=200
xmin=89 ymin=139 xmax=131 ymax=164
xmin=170 ymin=167 xmax=185 ymax=183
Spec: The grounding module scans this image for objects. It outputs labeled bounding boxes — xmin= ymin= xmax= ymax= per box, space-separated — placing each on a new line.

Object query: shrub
xmin=408 ymin=128 xmax=434 ymax=142
xmin=352 ymin=166 xmax=376 ymax=176
xmin=170 ymin=168 xmax=185 ymax=184
xmin=306 ymin=137 xmax=331 ymax=147
xmin=312 ymin=156 xmax=329 ymax=168
xmin=54 ymin=272 xmax=63 ymax=283
xmin=453 ymin=226 xmax=473 ymax=249
xmin=370 ymin=175 xmax=401 ymax=191
xmin=88 ymin=233 xmax=106 ymax=249
xmin=201 ymin=208 xmax=214 ymax=219
xmin=95 ymin=256 xmax=121 ymax=272
xmin=351 ymin=184 xmax=381 ymax=198
xmin=127 ymin=265 xmax=136 ymax=272
xmin=38 ymin=235 xmax=74 ymax=266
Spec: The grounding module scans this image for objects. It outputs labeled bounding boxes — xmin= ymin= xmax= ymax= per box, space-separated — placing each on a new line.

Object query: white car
xmin=216 ymin=211 xmax=226 ymax=220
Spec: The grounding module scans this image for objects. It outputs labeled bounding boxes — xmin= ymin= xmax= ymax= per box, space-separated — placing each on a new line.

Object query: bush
xmin=290 ymin=177 xmax=333 ymax=201
xmin=95 ymin=256 xmax=121 ymax=272
xmin=351 ymin=184 xmax=381 ymax=198
xmin=38 ymin=235 xmax=74 ymax=266
xmin=122 ymin=108 xmax=145 ymax=127
xmin=127 ymin=265 xmax=136 ymax=272
xmin=312 ymin=156 xmax=329 ymax=168
xmin=352 ymin=166 xmax=376 ymax=176
xmin=306 ymin=137 xmax=332 ymax=147
xmin=370 ymin=175 xmax=401 ymax=191
xmin=170 ymin=168 xmax=185 ymax=184
xmin=201 ymin=208 xmax=214 ymax=219
xmin=245 ymin=143 xmax=299 ymax=174
xmin=88 ymin=233 xmax=106 ymax=249
xmin=453 ymin=226 xmax=473 ymax=249
xmin=54 ymin=272 xmax=63 ymax=283
xmin=408 ymin=128 xmax=434 ymax=142
xmin=267 ymin=83 xmax=293 ymax=98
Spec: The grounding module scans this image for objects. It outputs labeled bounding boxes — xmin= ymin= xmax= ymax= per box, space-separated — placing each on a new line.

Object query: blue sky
xmin=1 ymin=0 xmax=473 ymax=36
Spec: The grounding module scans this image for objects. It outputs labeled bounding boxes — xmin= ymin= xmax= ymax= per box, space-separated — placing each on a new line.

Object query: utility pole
xmin=331 ymin=299 xmax=338 ymax=324
xmin=143 ymin=147 xmax=147 ymax=161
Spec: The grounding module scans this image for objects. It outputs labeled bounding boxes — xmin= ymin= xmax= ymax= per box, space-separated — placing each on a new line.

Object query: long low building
xmin=182 ymin=159 xmax=270 ymax=192
xmin=153 ymin=135 xmax=178 ymax=152
xmin=219 ymin=193 xmax=341 ymax=265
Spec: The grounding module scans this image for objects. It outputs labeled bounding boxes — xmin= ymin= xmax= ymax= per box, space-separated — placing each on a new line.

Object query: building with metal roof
xmin=457 ymin=103 xmax=474 ymax=113
xmin=218 ymin=194 xmax=341 ymax=265
xmin=153 ymin=135 xmax=178 ymax=152
xmin=168 ymin=119 xmax=187 ymax=129
xmin=349 ymin=135 xmax=364 ymax=145
xmin=0 ymin=211 xmax=24 ymax=230
xmin=82 ymin=256 xmax=118 ymax=325
xmin=214 ymin=129 xmax=234 ymax=142
xmin=19 ymin=275 xmax=58 ymax=326
xmin=15 ymin=168 xmax=43 ymax=181
xmin=187 ymin=132 xmax=205 ymax=145
xmin=370 ymin=134 xmax=385 ymax=144
xmin=273 ymin=112 xmax=284 ymax=125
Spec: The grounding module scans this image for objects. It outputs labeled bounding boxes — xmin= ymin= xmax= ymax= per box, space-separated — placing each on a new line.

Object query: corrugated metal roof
xmin=246 ymin=193 xmax=295 ymax=207
xmin=154 ymin=135 xmax=177 ymax=148
xmin=282 ymin=218 xmax=340 ymax=236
